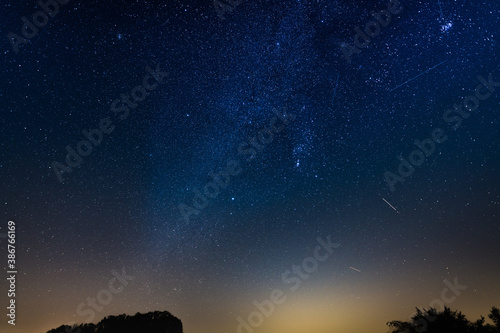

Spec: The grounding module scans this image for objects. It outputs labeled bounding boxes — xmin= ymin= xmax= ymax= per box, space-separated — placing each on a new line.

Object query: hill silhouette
xmin=387 ymin=306 xmax=500 ymax=333
xmin=46 ymin=311 xmax=182 ymax=333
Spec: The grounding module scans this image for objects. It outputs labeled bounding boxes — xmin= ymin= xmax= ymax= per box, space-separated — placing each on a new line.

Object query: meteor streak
xmin=332 ymin=73 xmax=340 ymax=104
xmin=382 ymin=198 xmax=398 ymax=213
xmin=349 ymin=267 xmax=361 ymax=273
xmin=390 ymin=60 xmax=448 ymax=92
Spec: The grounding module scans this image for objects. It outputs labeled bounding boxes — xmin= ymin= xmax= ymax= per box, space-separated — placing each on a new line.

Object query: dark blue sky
xmin=0 ymin=0 xmax=499 ymax=332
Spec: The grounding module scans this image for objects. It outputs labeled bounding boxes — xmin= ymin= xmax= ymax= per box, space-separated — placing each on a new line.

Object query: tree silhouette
xmin=387 ymin=306 xmax=500 ymax=333
xmin=489 ymin=307 xmax=500 ymax=329
xmin=46 ymin=311 xmax=182 ymax=333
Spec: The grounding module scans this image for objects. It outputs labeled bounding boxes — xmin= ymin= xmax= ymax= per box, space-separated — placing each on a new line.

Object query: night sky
xmin=0 ymin=0 xmax=499 ymax=332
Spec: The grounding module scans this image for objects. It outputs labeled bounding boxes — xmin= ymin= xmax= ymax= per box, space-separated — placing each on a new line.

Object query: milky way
xmin=0 ymin=0 xmax=498 ymax=333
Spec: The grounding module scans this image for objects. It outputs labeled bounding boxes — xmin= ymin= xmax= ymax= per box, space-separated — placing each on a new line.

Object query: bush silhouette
xmin=387 ymin=306 xmax=500 ymax=333
xmin=46 ymin=311 xmax=182 ymax=333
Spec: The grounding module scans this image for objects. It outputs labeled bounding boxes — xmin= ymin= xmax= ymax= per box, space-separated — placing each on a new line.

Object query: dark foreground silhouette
xmin=387 ymin=306 xmax=500 ymax=333
xmin=46 ymin=311 xmax=182 ymax=333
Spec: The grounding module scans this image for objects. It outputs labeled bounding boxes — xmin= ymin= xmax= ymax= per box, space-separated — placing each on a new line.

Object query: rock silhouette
xmin=46 ymin=311 xmax=182 ymax=333
xmin=387 ymin=306 xmax=500 ymax=333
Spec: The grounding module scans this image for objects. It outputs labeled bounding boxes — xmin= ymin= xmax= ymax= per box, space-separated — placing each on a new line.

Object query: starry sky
xmin=0 ymin=0 xmax=499 ymax=332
